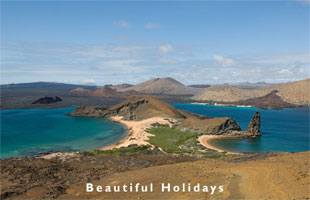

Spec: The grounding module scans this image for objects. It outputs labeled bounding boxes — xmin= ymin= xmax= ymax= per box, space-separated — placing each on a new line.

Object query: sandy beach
xmin=101 ymin=116 xmax=175 ymax=150
xmin=104 ymin=116 xmax=240 ymax=155
xmin=198 ymin=135 xmax=239 ymax=154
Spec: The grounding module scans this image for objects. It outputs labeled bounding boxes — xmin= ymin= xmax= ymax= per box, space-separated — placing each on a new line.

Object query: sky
xmin=1 ymin=1 xmax=309 ymax=85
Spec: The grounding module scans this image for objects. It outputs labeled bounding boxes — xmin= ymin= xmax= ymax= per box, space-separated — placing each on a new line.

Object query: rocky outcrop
xmin=180 ymin=117 xmax=241 ymax=135
xmin=246 ymin=111 xmax=262 ymax=137
xmin=32 ymin=96 xmax=62 ymax=104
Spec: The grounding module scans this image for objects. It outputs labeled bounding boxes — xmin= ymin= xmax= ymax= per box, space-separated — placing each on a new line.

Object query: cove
xmin=1 ymin=107 xmax=127 ymax=158
xmin=173 ymin=104 xmax=309 ymax=153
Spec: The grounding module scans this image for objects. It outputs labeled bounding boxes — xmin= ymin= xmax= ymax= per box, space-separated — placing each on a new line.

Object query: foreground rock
xmin=0 ymin=153 xmax=199 ymax=199
xmin=1 ymin=152 xmax=309 ymax=199
xmin=32 ymin=96 xmax=62 ymax=104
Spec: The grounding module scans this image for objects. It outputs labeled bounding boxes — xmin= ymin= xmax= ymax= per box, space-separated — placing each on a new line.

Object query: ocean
xmin=173 ymin=104 xmax=309 ymax=153
xmin=0 ymin=107 xmax=127 ymax=158
xmin=1 ymin=104 xmax=309 ymax=158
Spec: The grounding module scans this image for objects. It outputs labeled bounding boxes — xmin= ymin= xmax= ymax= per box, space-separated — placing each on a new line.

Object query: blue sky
xmin=1 ymin=1 xmax=309 ymax=85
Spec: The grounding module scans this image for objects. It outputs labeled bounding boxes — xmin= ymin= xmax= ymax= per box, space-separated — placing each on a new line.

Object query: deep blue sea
xmin=173 ymin=104 xmax=309 ymax=153
xmin=0 ymin=107 xmax=127 ymax=158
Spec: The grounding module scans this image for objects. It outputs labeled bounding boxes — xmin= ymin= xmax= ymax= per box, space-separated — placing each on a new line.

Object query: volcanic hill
xmin=193 ymin=78 xmax=310 ymax=105
xmin=117 ymin=77 xmax=203 ymax=95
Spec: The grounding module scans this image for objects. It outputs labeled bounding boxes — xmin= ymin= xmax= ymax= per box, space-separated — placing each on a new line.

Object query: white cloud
xmin=279 ymin=69 xmax=291 ymax=74
xmin=2 ymin=43 xmax=309 ymax=85
xmin=81 ymin=79 xmax=96 ymax=84
xmin=158 ymin=44 xmax=173 ymax=54
xmin=113 ymin=20 xmax=131 ymax=28
xmin=212 ymin=76 xmax=219 ymax=80
xmin=158 ymin=57 xmax=178 ymax=64
xmin=145 ymin=22 xmax=159 ymax=30
xmin=212 ymin=55 xmax=237 ymax=67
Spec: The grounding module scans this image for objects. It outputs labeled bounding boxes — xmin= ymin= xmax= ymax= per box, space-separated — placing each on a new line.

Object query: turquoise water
xmin=1 ymin=107 xmax=127 ymax=158
xmin=173 ymin=104 xmax=309 ymax=153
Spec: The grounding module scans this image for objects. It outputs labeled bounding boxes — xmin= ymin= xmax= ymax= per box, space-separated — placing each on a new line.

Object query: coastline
xmin=104 ymin=116 xmax=241 ymax=155
xmin=198 ymin=135 xmax=240 ymax=155
xmin=101 ymin=116 xmax=174 ymax=150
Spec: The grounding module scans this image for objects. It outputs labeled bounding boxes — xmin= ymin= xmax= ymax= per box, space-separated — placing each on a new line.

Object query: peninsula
xmin=68 ymin=95 xmax=262 ymax=153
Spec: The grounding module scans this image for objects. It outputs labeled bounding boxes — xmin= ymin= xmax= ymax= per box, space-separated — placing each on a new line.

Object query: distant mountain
xmin=1 ymin=82 xmax=97 ymax=98
xmin=232 ymin=82 xmax=274 ymax=89
xmin=193 ymin=79 xmax=310 ymax=105
xmin=70 ymin=88 xmax=91 ymax=96
xmin=234 ymin=90 xmax=297 ymax=109
xmin=117 ymin=77 xmax=203 ymax=95
xmin=268 ymin=79 xmax=310 ymax=105
xmin=193 ymin=85 xmax=267 ymax=102
xmin=188 ymin=84 xmax=211 ymax=88
xmin=1 ymin=82 xmax=96 ymax=90
xmin=70 ymin=86 xmax=141 ymax=98
xmin=109 ymin=84 xmax=133 ymax=91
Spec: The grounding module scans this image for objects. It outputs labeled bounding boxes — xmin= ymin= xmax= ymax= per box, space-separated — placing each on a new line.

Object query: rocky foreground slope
xmin=1 ymin=152 xmax=309 ymax=199
xmin=69 ymin=95 xmax=261 ymax=137
xmin=193 ymin=78 xmax=310 ymax=106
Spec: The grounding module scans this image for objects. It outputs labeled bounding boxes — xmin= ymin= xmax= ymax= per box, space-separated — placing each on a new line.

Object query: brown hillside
xmin=107 ymin=95 xmax=187 ymax=120
xmin=118 ymin=77 xmax=203 ymax=95
xmin=69 ymin=95 xmax=187 ymax=120
xmin=70 ymin=87 xmax=91 ymax=96
xmin=89 ymin=87 xmax=121 ymax=98
xmin=268 ymin=79 xmax=310 ymax=105
xmin=235 ymin=90 xmax=297 ymax=109
xmin=193 ymin=79 xmax=310 ymax=105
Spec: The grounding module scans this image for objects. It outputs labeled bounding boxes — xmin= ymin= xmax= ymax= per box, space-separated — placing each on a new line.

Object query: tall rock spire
xmin=247 ymin=110 xmax=262 ymax=137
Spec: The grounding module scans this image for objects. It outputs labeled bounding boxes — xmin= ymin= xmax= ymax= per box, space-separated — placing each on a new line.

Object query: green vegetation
xmin=90 ymin=145 xmax=159 ymax=156
xmin=90 ymin=124 xmax=229 ymax=159
xmin=146 ymin=124 xmax=229 ymax=159
xmin=146 ymin=125 xmax=201 ymax=154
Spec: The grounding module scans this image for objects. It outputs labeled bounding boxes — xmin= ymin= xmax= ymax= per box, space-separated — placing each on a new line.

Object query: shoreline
xmin=198 ymin=135 xmax=240 ymax=155
xmin=101 ymin=116 xmax=174 ymax=150
xmin=104 ymin=116 xmax=241 ymax=155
